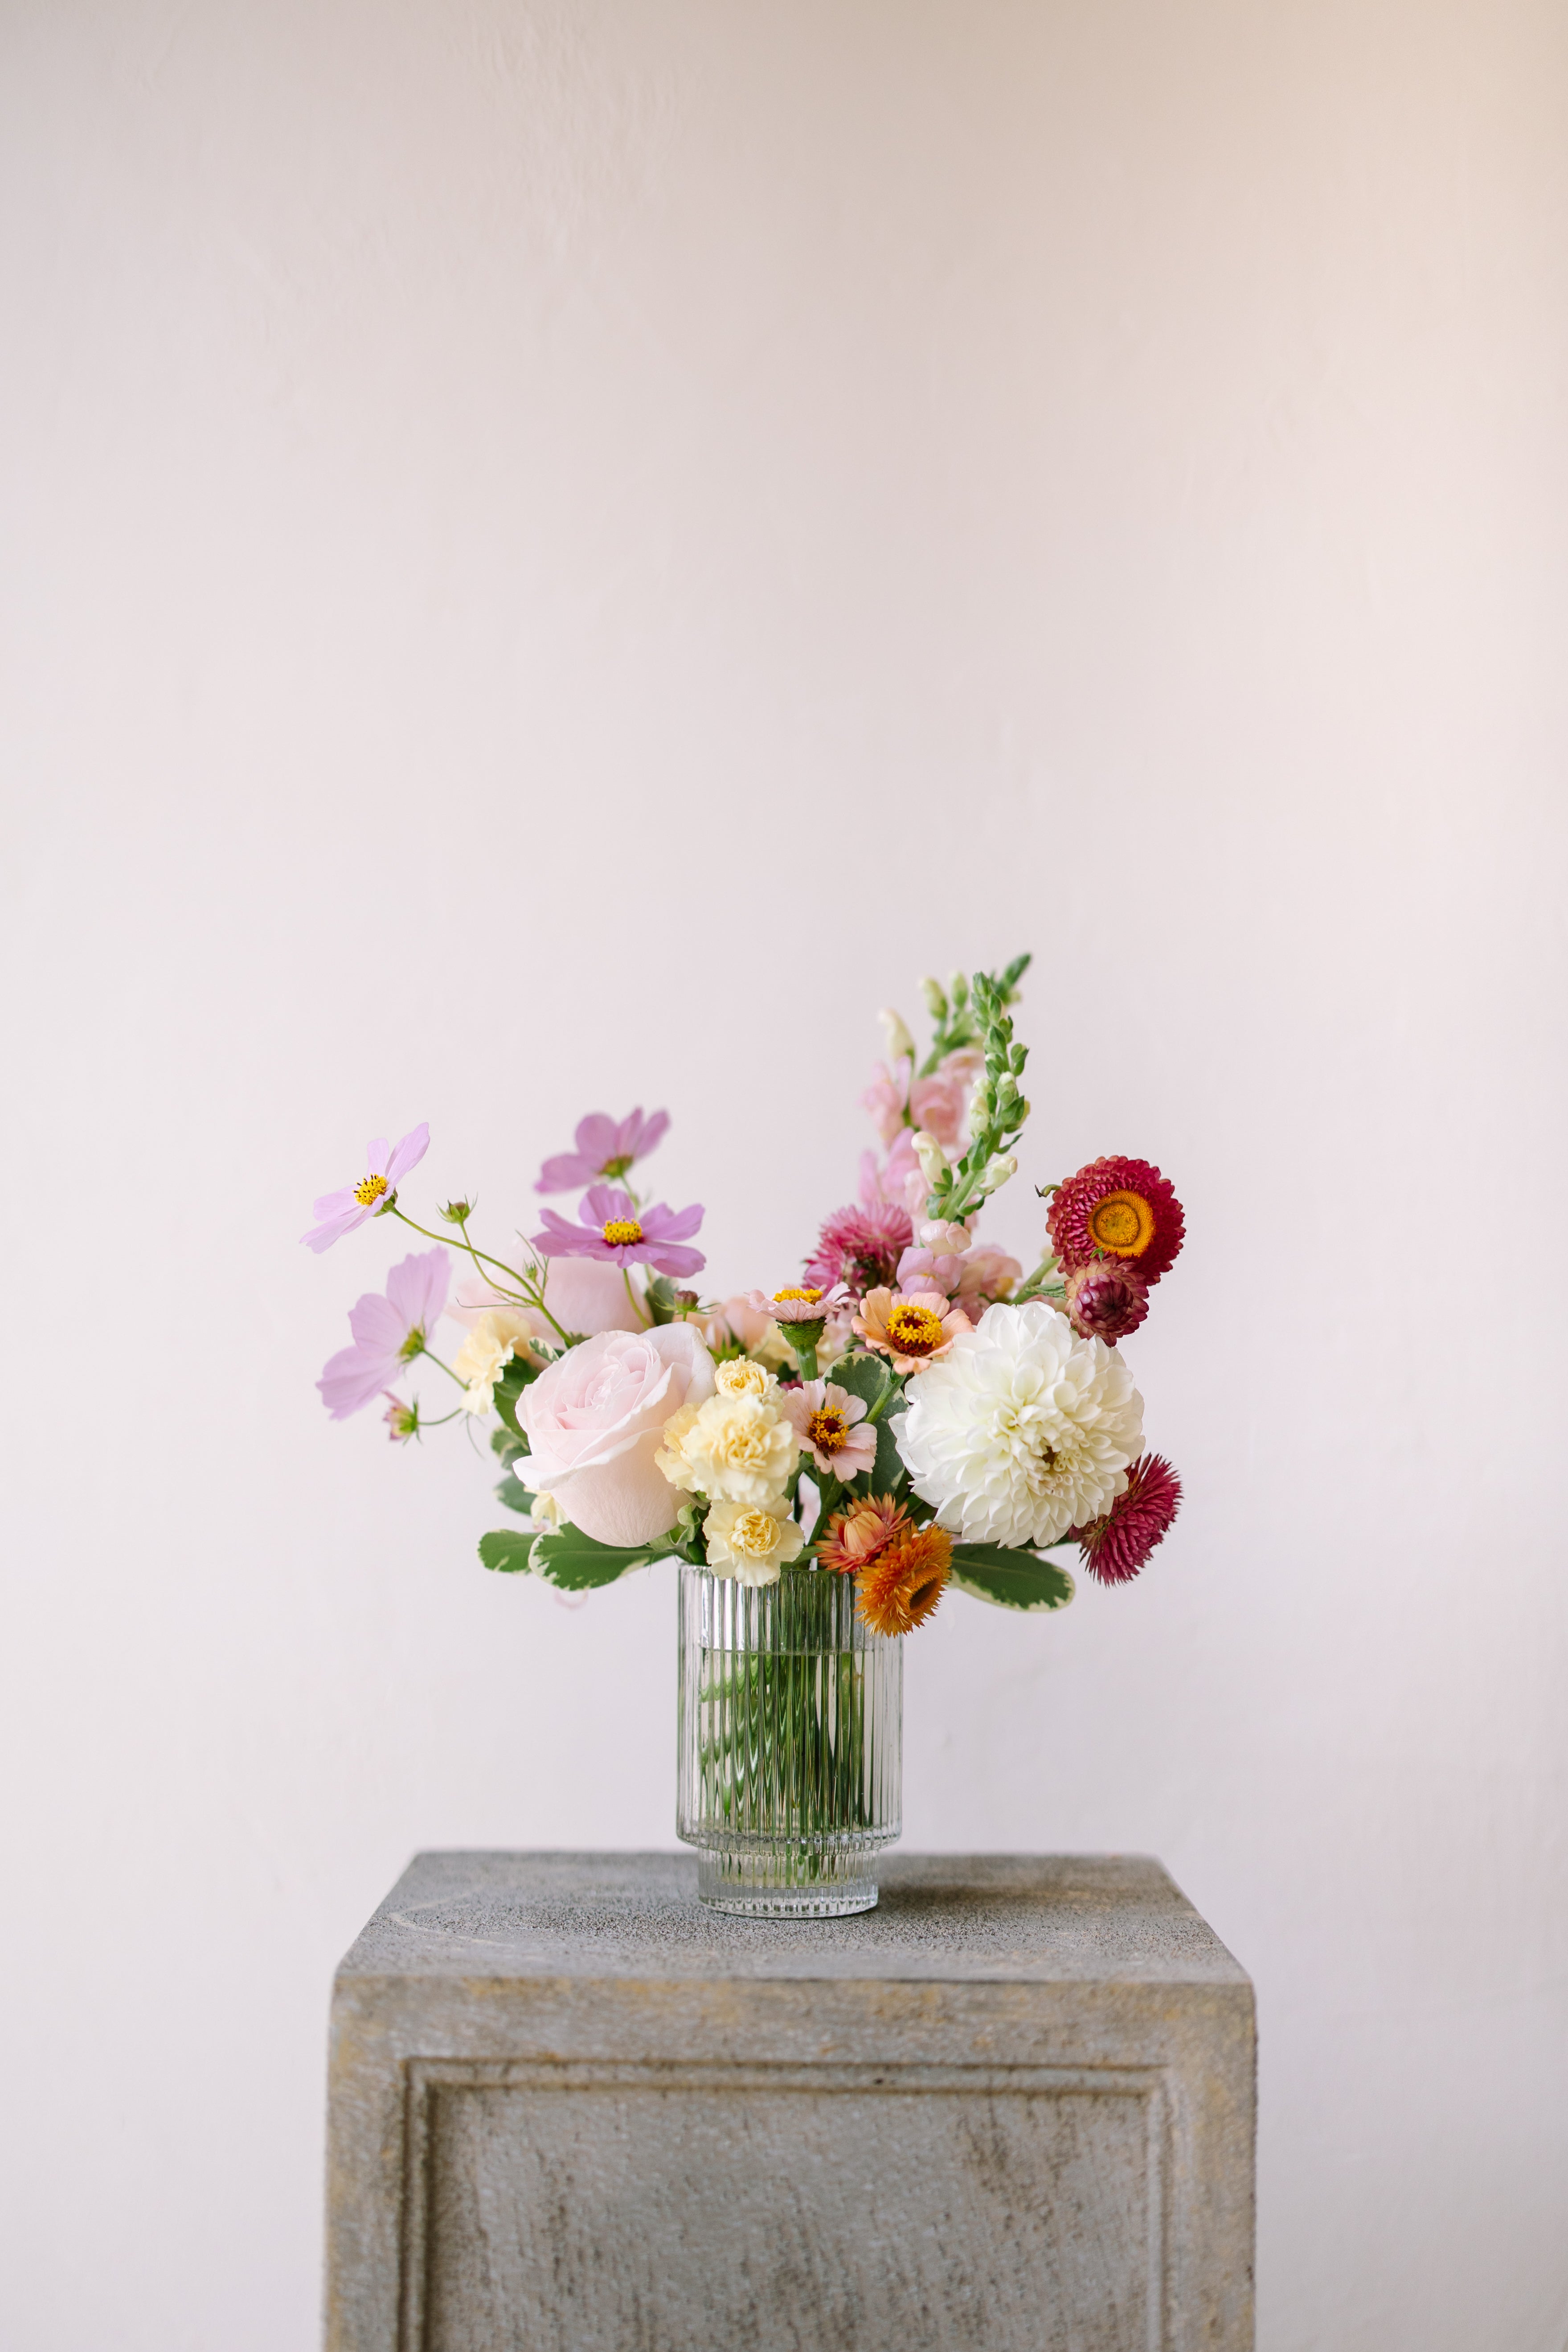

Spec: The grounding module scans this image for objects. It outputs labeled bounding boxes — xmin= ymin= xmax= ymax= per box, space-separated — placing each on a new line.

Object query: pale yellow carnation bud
xmin=704 ymin=1499 xmax=806 ymax=1585
xmin=713 ymin=1357 xmax=777 ymax=1403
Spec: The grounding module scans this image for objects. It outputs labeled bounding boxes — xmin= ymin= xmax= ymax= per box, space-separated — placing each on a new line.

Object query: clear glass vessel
xmin=676 ymin=1563 xmax=902 ymax=1917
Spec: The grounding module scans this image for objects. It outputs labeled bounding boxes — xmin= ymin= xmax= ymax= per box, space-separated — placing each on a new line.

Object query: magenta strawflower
xmin=535 ymin=1108 xmax=671 ymax=1195
xmin=317 ymin=1248 xmax=451 ymax=1420
xmin=300 ymin=1124 xmax=430 ymax=1254
xmin=1064 ymin=1257 xmax=1150 ymax=1346
xmin=531 ymin=1183 xmax=705 ymax=1277
xmin=803 ymin=1202 xmax=913 ymax=1297
xmin=1072 ymin=1454 xmax=1182 ymax=1584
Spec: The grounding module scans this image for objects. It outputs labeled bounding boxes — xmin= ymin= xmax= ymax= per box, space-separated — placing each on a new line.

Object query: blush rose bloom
xmin=518 ymin=1325 xmax=716 ymax=1548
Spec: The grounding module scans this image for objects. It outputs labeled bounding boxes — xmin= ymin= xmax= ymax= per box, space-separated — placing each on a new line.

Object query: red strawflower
xmin=1047 ymin=1156 xmax=1184 ymax=1286
xmin=803 ymin=1201 xmax=913 ymax=1297
xmin=1072 ymin=1454 xmax=1182 ymax=1585
xmin=1064 ymin=1257 xmax=1149 ymax=1346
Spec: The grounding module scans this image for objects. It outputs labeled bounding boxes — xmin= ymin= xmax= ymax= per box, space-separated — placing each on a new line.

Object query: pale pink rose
xmin=519 ymin=1324 xmax=717 ymax=1547
xmin=449 ymin=1253 xmax=645 ymax=1339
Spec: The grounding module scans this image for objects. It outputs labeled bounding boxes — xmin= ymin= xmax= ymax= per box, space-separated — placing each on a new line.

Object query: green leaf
xmin=529 ymin=1523 xmax=653 ymax=1592
xmin=827 ymin=1351 xmax=898 ymax=1411
xmin=947 ymin=1542 xmax=1076 ymax=1613
xmin=494 ymin=1473 xmax=536 ymax=1516
xmin=644 ymin=1274 xmax=676 ymax=1325
xmin=493 ymin=1356 xmax=537 ymax=1440
xmin=478 ymin=1528 xmax=536 ymax=1575
xmin=490 ymin=1424 xmax=528 ymax=1468
xmin=872 ymin=1412 xmax=907 ymax=1496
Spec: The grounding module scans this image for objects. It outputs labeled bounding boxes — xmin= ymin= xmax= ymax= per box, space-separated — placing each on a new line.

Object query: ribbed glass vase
xmin=676 ymin=1563 xmax=902 ymax=1917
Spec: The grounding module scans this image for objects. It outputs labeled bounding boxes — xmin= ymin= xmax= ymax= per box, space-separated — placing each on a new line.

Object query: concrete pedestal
xmin=325 ymin=1851 xmax=1254 ymax=2351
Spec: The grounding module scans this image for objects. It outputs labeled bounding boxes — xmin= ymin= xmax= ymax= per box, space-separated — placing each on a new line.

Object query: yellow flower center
xmin=1087 ymin=1189 xmax=1155 ymax=1257
xmin=885 ymin=1302 xmax=945 ymax=1355
xmin=773 ymin=1286 xmax=823 ymax=1304
xmin=602 ymin=1218 xmax=643 ymax=1246
xmin=807 ymin=1408 xmax=847 ymax=1453
xmin=353 ymin=1173 xmax=389 ymax=1207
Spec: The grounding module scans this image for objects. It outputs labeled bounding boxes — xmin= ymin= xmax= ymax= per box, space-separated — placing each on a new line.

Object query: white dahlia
xmin=893 ymin=1300 xmax=1144 ymax=1549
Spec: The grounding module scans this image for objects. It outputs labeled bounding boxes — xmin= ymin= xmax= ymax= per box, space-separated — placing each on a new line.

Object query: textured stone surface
xmin=326 ymin=1852 xmax=1255 ymax=2350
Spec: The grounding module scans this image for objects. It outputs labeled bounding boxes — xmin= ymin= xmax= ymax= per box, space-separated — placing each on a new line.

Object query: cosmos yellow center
xmin=602 ymin=1218 xmax=643 ymax=1247
xmin=807 ymin=1408 xmax=847 ymax=1452
xmin=885 ymin=1303 xmax=944 ymax=1354
xmin=353 ymin=1173 xmax=389 ymax=1207
xmin=1087 ymin=1189 xmax=1154 ymax=1256
xmin=773 ymin=1287 xmax=823 ymax=1304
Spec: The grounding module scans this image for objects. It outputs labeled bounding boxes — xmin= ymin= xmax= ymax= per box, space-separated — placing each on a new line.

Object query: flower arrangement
xmin=304 ymin=954 xmax=1184 ymax=1630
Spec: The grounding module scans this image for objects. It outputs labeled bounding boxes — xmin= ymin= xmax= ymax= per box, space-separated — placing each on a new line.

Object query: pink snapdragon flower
xmin=859 ymin=1129 xmax=928 ymax=1219
xmin=535 ymin=1108 xmax=670 ymax=1194
xmin=300 ymin=1124 xmax=430 ymax=1253
xmin=860 ymin=1050 xmax=983 ymax=1154
xmin=531 ymin=1184 xmax=705 ymax=1278
xmin=317 ymin=1248 xmax=451 ymax=1419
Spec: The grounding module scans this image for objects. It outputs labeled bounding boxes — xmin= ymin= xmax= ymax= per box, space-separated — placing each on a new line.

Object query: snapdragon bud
xmin=978 ymin=1153 xmax=1019 ymax=1196
xmin=920 ymin=975 xmax=947 ymax=1021
xmin=912 ymin=1129 xmax=948 ymax=1185
xmin=878 ymin=1006 xmax=916 ymax=1063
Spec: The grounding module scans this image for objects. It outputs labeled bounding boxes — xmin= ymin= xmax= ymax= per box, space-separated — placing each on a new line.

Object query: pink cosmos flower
xmin=535 ymin=1108 xmax=670 ymax=1194
xmin=803 ymin=1202 xmax=913 ymax=1297
xmin=300 ymin=1124 xmax=430 ymax=1253
xmin=531 ymin=1184 xmax=705 ymax=1278
xmin=778 ymin=1380 xmax=878 ymax=1479
xmin=317 ymin=1248 xmax=450 ymax=1419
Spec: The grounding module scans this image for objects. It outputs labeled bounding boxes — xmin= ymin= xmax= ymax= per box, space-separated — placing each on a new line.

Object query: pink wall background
xmin=3 ymin=2 xmax=1565 ymax=2344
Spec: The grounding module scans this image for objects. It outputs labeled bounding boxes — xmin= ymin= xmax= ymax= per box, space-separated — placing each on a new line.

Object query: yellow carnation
xmin=704 ymin=1499 xmax=805 ymax=1585
xmin=453 ymin=1309 xmax=536 ymax=1416
xmin=655 ymin=1391 xmax=798 ymax=1505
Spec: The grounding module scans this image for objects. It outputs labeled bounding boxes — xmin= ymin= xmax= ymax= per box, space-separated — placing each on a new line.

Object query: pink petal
xmin=385 ymin=1247 xmax=450 ymax=1333
xmin=581 ymin=1183 xmax=634 ymax=1225
xmin=300 ymin=1202 xmax=371 ymax=1253
xmin=535 ymin=1150 xmax=597 ymax=1194
xmin=347 ymin=1291 xmax=406 ymax=1355
xmin=318 ymin=1342 xmax=395 ymax=1419
xmin=641 ymin=1199 xmax=704 ymax=1242
xmin=574 ymin=1113 xmax=621 ymax=1164
xmin=384 ymin=1123 xmax=430 ymax=1184
xmin=643 ymin=1240 xmax=706 ymax=1278
xmin=630 ymin=1108 xmax=670 ymax=1158
xmin=364 ymin=1136 xmax=391 ymax=1174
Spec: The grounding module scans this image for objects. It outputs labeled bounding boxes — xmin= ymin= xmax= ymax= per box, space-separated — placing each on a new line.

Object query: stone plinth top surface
xmin=337 ymin=1849 xmax=1249 ymax=1988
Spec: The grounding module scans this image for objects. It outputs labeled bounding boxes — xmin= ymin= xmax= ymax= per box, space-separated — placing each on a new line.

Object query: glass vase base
xmin=694 ymin=1845 xmax=880 ymax=1918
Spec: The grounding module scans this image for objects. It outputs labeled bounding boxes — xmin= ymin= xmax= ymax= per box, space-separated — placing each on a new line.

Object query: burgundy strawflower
xmin=1064 ymin=1257 xmax=1149 ymax=1346
xmin=1048 ymin=1156 xmax=1184 ymax=1286
xmin=803 ymin=1201 xmax=913 ymax=1296
xmin=1073 ymin=1454 xmax=1182 ymax=1585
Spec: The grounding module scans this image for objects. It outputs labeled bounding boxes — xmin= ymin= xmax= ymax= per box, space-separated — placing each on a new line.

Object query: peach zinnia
xmin=816 ymin=1493 xmax=910 ymax=1574
xmin=853 ymin=1287 xmax=971 ymax=1373
xmin=856 ymin=1524 xmax=953 ymax=1636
